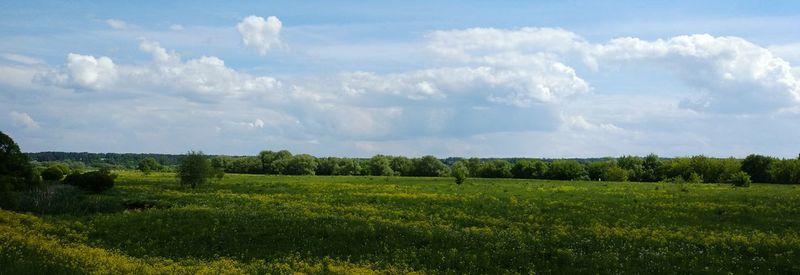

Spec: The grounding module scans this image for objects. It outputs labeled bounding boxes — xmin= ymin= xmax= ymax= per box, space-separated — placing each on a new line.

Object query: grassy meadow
xmin=2 ymin=172 xmax=800 ymax=274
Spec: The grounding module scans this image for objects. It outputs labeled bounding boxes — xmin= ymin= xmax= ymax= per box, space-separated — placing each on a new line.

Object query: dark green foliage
xmin=617 ymin=155 xmax=643 ymax=181
xmin=0 ymin=180 xmax=20 ymax=209
xmin=728 ymin=171 xmax=751 ymax=187
xmin=137 ymin=157 xmax=162 ymax=174
xmin=587 ymin=160 xmax=615 ymax=181
xmin=547 ymin=160 xmax=587 ymax=180
xmin=62 ymin=170 xmax=116 ymax=193
xmin=479 ymin=160 xmax=513 ymax=178
xmin=259 ymin=150 xmax=292 ymax=174
xmin=390 ymin=156 xmax=412 ymax=176
xmin=0 ymin=131 xmax=37 ymax=190
xmin=411 ymin=156 xmax=449 ymax=177
xmin=601 ymin=166 xmax=628 ymax=182
xmin=769 ymin=158 xmax=800 ymax=184
xmin=465 ymin=158 xmax=483 ymax=177
xmin=639 ymin=153 xmax=663 ymax=182
xmin=451 ymin=161 xmax=468 ymax=184
xmin=41 ymin=166 xmax=65 ymax=181
xmin=283 ymin=154 xmax=318 ymax=175
xmin=367 ymin=155 xmax=394 ymax=176
xmin=512 ymin=159 xmax=548 ymax=179
xmin=177 ymin=151 xmax=213 ymax=188
xmin=741 ymin=154 xmax=774 ymax=183
xmin=210 ymin=157 xmax=226 ymax=180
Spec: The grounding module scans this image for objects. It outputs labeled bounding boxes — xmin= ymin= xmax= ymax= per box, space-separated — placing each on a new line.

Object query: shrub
xmin=41 ymin=167 xmax=65 ymax=181
xmin=729 ymin=171 xmax=752 ymax=187
xmin=178 ymin=151 xmax=213 ymax=188
xmin=62 ymin=170 xmax=116 ymax=193
xmin=451 ymin=161 xmax=469 ymax=185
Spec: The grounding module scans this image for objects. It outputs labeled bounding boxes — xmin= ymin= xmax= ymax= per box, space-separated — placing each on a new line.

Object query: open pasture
xmin=2 ymin=172 xmax=800 ymax=274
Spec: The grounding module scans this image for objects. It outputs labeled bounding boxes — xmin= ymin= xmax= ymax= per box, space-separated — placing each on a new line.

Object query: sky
xmin=2 ymin=1 xmax=800 ymax=158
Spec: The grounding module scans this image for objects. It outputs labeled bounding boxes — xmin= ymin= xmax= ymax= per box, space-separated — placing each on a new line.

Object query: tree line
xmin=201 ymin=150 xmax=798 ymax=184
xmin=21 ymin=148 xmax=800 ymax=184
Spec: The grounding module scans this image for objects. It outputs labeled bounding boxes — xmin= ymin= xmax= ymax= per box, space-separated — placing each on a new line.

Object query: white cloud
xmin=47 ymin=53 xmax=118 ymax=90
xmin=38 ymin=39 xmax=281 ymax=98
xmin=9 ymin=111 xmax=39 ymax=129
xmin=237 ymin=15 xmax=282 ymax=56
xmin=170 ymin=24 xmax=184 ymax=31
xmin=592 ymin=34 xmax=800 ymax=112
xmin=105 ymin=19 xmax=128 ymax=30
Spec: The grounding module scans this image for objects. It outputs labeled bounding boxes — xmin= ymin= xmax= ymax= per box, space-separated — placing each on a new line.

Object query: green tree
xmin=512 ymin=159 xmax=548 ymax=179
xmin=587 ymin=160 xmax=615 ymax=181
xmin=137 ymin=157 xmax=162 ymax=175
xmin=411 ymin=156 xmax=450 ymax=177
xmin=601 ymin=166 xmax=629 ymax=182
xmin=177 ymin=151 xmax=213 ymax=188
xmin=617 ymin=155 xmax=643 ymax=181
xmin=0 ymin=131 xmax=37 ymax=190
xmin=390 ymin=156 xmax=413 ymax=176
xmin=368 ymin=155 xmax=394 ymax=176
xmin=547 ymin=160 xmax=587 ymax=180
xmin=728 ymin=171 xmax=751 ymax=187
xmin=451 ymin=161 xmax=469 ymax=184
xmin=741 ymin=154 xmax=774 ymax=183
xmin=284 ymin=154 xmax=318 ymax=175
xmin=210 ymin=157 xmax=226 ymax=180
xmin=640 ymin=153 xmax=663 ymax=182
xmin=465 ymin=158 xmax=482 ymax=177
xmin=41 ymin=166 xmax=65 ymax=181
xmin=480 ymin=160 xmax=513 ymax=178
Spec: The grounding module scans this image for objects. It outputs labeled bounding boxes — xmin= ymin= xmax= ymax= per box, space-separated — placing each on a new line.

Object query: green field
xmin=2 ymin=172 xmax=800 ymax=274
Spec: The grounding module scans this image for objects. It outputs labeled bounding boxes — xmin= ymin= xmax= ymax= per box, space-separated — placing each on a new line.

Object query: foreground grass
xmin=2 ymin=172 xmax=800 ymax=274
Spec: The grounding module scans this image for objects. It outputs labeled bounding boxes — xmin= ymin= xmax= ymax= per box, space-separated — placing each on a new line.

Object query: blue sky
xmin=2 ymin=1 xmax=800 ymax=158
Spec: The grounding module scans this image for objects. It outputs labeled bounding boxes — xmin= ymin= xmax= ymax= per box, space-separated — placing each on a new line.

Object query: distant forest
xmin=25 ymin=151 xmax=800 ymax=184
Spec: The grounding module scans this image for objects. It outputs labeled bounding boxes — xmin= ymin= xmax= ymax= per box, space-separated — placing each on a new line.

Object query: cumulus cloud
xmin=105 ymin=19 xmax=128 ymax=30
xmin=38 ymin=38 xmax=281 ymax=98
xmin=9 ymin=111 xmax=39 ymax=129
xmin=41 ymin=53 xmax=118 ymax=90
xmin=592 ymin=34 xmax=800 ymax=112
xmin=237 ymin=15 xmax=282 ymax=56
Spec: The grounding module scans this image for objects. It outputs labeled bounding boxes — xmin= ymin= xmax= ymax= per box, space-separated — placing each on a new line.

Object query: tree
xmin=640 ymin=153 xmax=663 ymax=182
xmin=451 ymin=161 xmax=469 ymax=184
xmin=547 ymin=160 xmax=587 ymax=180
xmin=741 ymin=154 xmax=774 ymax=183
xmin=210 ymin=157 xmax=226 ymax=180
xmin=617 ymin=155 xmax=643 ymax=181
xmin=284 ymin=154 xmax=318 ymax=175
xmin=390 ymin=156 xmax=413 ymax=176
xmin=512 ymin=159 xmax=548 ymax=179
xmin=480 ymin=160 xmax=513 ymax=178
xmin=137 ymin=157 xmax=162 ymax=175
xmin=411 ymin=156 xmax=450 ymax=177
xmin=62 ymin=169 xmax=116 ymax=193
xmin=601 ymin=166 xmax=629 ymax=182
xmin=769 ymin=158 xmax=800 ymax=184
xmin=728 ymin=171 xmax=751 ymax=187
xmin=465 ymin=158 xmax=483 ymax=177
xmin=587 ymin=160 xmax=615 ymax=181
xmin=177 ymin=151 xmax=213 ymax=188
xmin=0 ymin=131 xmax=37 ymax=190
xmin=368 ymin=155 xmax=394 ymax=176
xmin=41 ymin=166 xmax=65 ymax=181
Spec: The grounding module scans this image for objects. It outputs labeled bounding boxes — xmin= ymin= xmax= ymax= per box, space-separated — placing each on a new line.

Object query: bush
xmin=62 ymin=170 xmax=116 ymax=193
xmin=178 ymin=151 xmax=212 ymax=188
xmin=41 ymin=167 xmax=65 ymax=181
xmin=729 ymin=171 xmax=752 ymax=187
xmin=451 ymin=161 xmax=469 ymax=185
